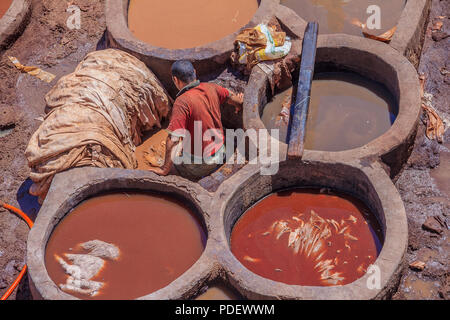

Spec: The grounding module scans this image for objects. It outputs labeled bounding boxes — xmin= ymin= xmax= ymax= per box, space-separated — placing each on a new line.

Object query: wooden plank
xmin=287 ymin=22 xmax=319 ymax=159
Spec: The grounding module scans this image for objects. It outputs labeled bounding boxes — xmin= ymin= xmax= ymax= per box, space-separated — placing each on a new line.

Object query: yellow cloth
xmin=8 ymin=56 xmax=56 ymax=83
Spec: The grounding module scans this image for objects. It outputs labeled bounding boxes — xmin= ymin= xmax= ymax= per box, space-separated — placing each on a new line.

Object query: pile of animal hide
xmin=25 ymin=49 xmax=172 ymax=203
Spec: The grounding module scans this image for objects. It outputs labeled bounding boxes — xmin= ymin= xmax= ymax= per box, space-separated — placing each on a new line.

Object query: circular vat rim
xmin=27 ymin=167 xmax=217 ymax=300
xmin=243 ymin=33 xmax=421 ymax=179
xmin=104 ymin=0 xmax=280 ymax=95
xmin=275 ymin=0 xmax=431 ymax=65
xmin=0 ymin=0 xmax=32 ymax=50
xmin=212 ymin=160 xmax=408 ymax=300
xmin=105 ymin=0 xmax=279 ymax=59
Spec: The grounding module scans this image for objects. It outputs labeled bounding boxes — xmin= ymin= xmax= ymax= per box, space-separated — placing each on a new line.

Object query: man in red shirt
xmin=148 ymin=60 xmax=243 ymax=179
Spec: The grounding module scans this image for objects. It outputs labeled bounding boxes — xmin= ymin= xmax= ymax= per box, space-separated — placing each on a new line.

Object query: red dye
xmin=45 ymin=192 xmax=206 ymax=300
xmin=0 ymin=0 xmax=13 ymax=18
xmin=231 ymin=189 xmax=383 ymax=286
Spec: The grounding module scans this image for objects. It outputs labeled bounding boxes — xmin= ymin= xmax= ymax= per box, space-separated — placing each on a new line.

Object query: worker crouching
xmin=148 ymin=60 xmax=243 ymax=180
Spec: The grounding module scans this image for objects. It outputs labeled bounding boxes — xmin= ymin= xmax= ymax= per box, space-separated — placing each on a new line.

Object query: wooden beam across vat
xmin=287 ymin=22 xmax=319 ymax=159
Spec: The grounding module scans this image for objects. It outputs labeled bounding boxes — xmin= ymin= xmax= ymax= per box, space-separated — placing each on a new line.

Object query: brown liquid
xmin=45 ymin=193 xmax=206 ymax=300
xmin=128 ymin=0 xmax=259 ymax=49
xmin=0 ymin=0 xmax=13 ymax=18
xmin=261 ymin=88 xmax=291 ymax=144
xmin=281 ymin=0 xmax=405 ymax=36
xmin=195 ymin=284 xmax=242 ymax=300
xmin=135 ymin=130 xmax=168 ymax=170
xmin=431 ymin=142 xmax=450 ymax=198
xmin=262 ymin=72 xmax=397 ymax=151
xmin=231 ymin=188 xmax=383 ymax=287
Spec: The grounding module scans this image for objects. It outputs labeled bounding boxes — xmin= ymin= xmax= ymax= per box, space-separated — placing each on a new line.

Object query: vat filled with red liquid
xmin=45 ymin=192 xmax=207 ymax=300
xmin=231 ymin=188 xmax=383 ymax=286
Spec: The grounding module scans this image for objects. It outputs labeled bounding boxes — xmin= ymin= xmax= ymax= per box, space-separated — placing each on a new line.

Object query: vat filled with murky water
xmin=243 ymin=35 xmax=421 ymax=179
xmin=261 ymin=71 xmax=398 ymax=151
xmin=280 ymin=0 xmax=405 ymax=37
xmin=128 ymin=0 xmax=259 ymax=49
xmin=44 ymin=192 xmax=206 ymax=300
xmin=231 ymin=188 xmax=383 ymax=286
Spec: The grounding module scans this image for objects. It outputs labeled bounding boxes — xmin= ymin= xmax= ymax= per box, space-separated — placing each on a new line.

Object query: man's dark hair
xmin=171 ymin=60 xmax=196 ymax=84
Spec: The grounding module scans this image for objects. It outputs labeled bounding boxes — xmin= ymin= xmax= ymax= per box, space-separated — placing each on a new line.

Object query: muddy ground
xmin=0 ymin=0 xmax=448 ymax=300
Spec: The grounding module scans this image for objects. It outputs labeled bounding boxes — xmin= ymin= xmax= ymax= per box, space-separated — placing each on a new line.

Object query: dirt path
xmin=393 ymin=0 xmax=449 ymax=300
xmin=0 ymin=0 xmax=448 ymax=300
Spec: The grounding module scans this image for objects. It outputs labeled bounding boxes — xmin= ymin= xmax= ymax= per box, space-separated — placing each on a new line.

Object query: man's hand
xmin=227 ymin=90 xmax=244 ymax=114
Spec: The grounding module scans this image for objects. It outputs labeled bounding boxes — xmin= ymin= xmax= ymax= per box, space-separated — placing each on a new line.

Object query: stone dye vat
xmin=280 ymin=0 xmax=405 ymax=37
xmin=217 ymin=160 xmax=407 ymax=299
xmin=0 ymin=0 xmax=31 ymax=50
xmin=128 ymin=0 xmax=259 ymax=50
xmin=44 ymin=192 xmax=206 ymax=300
xmin=261 ymin=71 xmax=398 ymax=151
xmin=105 ymin=0 xmax=278 ymax=96
xmin=27 ymin=161 xmax=408 ymax=299
xmin=276 ymin=0 xmax=431 ymax=66
xmin=244 ymin=34 xmax=421 ymax=179
xmin=231 ymin=188 xmax=383 ymax=286
xmin=27 ymin=168 xmax=214 ymax=300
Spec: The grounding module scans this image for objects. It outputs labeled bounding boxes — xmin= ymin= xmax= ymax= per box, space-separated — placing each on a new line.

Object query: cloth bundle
xmin=232 ymin=22 xmax=292 ymax=72
xmin=26 ymin=49 xmax=172 ymax=203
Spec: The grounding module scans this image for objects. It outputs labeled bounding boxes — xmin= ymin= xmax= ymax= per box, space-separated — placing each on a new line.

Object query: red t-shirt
xmin=167 ymin=82 xmax=229 ymax=158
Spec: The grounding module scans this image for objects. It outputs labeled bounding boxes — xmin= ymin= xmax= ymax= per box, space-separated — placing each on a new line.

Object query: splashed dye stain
xmin=0 ymin=0 xmax=13 ymax=19
xmin=262 ymin=72 xmax=398 ymax=151
xmin=231 ymin=188 xmax=383 ymax=286
xmin=280 ymin=0 xmax=405 ymax=36
xmin=135 ymin=129 xmax=168 ymax=170
xmin=128 ymin=0 xmax=259 ymax=49
xmin=46 ymin=192 xmax=206 ymax=300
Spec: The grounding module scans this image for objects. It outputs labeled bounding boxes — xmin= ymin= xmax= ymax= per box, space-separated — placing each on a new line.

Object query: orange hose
xmin=0 ymin=201 xmax=34 ymax=301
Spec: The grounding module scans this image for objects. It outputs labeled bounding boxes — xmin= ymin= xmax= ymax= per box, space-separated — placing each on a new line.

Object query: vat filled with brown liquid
xmin=0 ymin=0 xmax=13 ymax=18
xmin=280 ymin=0 xmax=405 ymax=36
xmin=128 ymin=0 xmax=259 ymax=49
xmin=231 ymin=188 xmax=383 ymax=287
xmin=261 ymin=71 xmax=398 ymax=151
xmin=45 ymin=192 xmax=206 ymax=300
xmin=195 ymin=283 xmax=243 ymax=300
